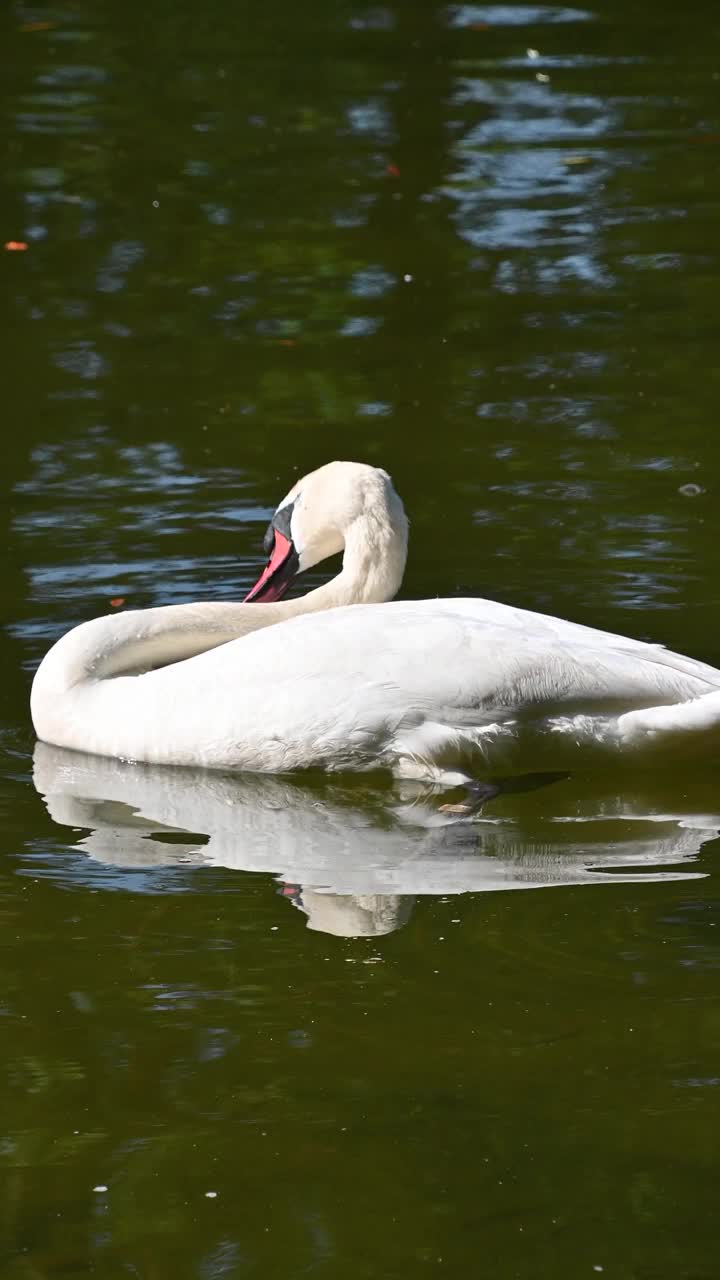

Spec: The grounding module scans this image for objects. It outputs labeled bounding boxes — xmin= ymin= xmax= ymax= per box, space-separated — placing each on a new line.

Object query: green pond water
xmin=3 ymin=0 xmax=720 ymax=1274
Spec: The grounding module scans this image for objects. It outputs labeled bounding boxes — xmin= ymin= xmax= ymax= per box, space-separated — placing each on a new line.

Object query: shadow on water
xmin=32 ymin=743 xmax=719 ymax=937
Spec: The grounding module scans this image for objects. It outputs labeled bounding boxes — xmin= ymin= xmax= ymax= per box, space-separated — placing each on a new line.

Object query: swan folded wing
xmin=171 ymin=600 xmax=720 ymax=723
xmin=416 ymin=598 xmax=720 ymax=696
xmin=140 ymin=603 xmax=718 ymax=765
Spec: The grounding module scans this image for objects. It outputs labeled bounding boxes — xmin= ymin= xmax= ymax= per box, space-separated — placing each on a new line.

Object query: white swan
xmin=31 ymin=459 xmax=720 ymax=784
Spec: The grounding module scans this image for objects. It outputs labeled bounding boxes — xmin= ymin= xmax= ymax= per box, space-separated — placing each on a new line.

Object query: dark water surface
xmin=3 ymin=0 xmax=720 ymax=1274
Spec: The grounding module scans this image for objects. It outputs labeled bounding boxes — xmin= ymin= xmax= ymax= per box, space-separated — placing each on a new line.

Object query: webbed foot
xmin=438 ymin=771 xmax=567 ymax=816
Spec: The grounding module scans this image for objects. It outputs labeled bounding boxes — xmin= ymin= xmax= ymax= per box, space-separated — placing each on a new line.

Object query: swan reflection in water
xmin=33 ymin=743 xmax=719 ymax=938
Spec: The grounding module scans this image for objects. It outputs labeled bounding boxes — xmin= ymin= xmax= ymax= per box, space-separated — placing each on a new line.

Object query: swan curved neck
xmin=335 ymin=517 xmax=407 ymax=605
xmin=298 ymin=505 xmax=407 ymax=611
xmin=32 ymin=496 xmax=407 ymax=714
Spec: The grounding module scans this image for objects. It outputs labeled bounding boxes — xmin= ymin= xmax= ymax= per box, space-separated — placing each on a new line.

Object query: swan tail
xmin=617 ymin=690 xmax=720 ymax=746
xmin=390 ymin=694 xmax=720 ymax=783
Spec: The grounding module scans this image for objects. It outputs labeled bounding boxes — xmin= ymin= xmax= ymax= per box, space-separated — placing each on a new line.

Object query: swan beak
xmin=244 ymin=529 xmax=299 ymax=602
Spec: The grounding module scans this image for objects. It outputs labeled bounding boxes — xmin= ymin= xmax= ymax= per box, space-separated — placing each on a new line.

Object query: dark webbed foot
xmin=438 ymin=771 xmax=567 ymax=816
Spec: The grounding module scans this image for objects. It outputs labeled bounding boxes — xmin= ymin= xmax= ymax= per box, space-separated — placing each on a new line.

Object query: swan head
xmin=244 ymin=460 xmax=408 ymax=604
